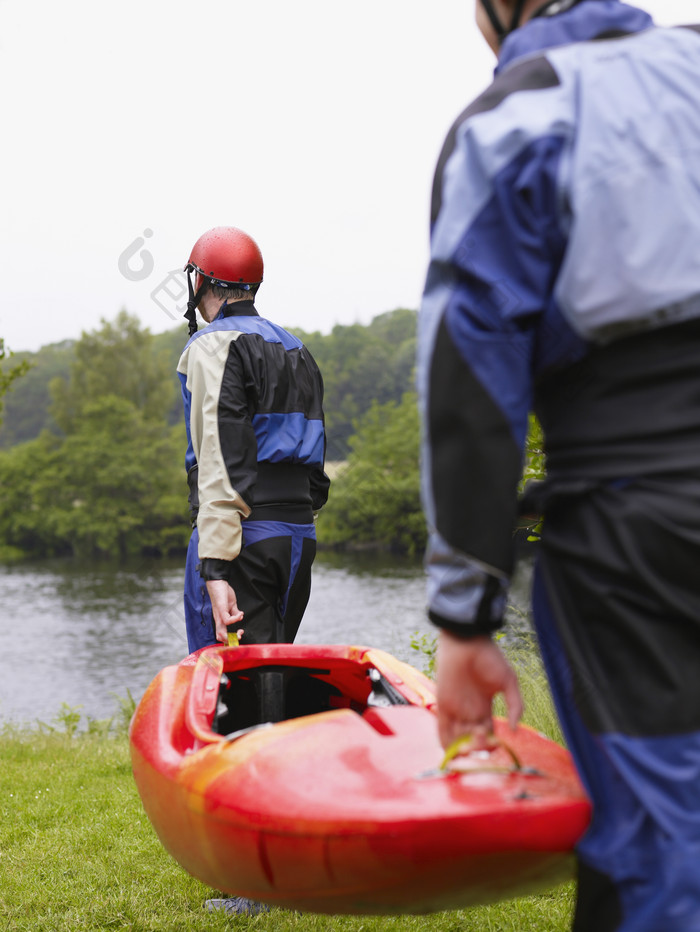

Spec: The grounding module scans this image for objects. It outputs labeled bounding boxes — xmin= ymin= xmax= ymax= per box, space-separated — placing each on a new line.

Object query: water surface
xmin=0 ymin=549 xmax=533 ymax=726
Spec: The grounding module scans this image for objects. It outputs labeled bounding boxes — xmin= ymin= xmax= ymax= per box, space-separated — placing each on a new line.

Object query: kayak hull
xmin=130 ymin=644 xmax=590 ymax=914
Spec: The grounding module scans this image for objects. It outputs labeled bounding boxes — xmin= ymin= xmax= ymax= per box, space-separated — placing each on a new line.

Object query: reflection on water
xmin=0 ymin=548 xmax=535 ymax=727
xmin=0 ymin=556 xmax=189 ymax=727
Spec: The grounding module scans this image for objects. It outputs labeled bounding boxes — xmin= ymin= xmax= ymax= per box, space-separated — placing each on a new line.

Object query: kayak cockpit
xmin=212 ymin=661 xmax=410 ymax=737
xmin=183 ymin=645 xmax=436 ymax=748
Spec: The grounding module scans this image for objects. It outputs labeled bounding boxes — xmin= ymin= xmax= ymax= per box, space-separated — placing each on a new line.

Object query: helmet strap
xmin=184 ymin=267 xmax=207 ymax=337
xmin=480 ymin=0 xmax=537 ymax=44
xmin=480 ymin=0 xmax=507 ymax=42
xmin=509 ymin=0 xmax=528 ymax=32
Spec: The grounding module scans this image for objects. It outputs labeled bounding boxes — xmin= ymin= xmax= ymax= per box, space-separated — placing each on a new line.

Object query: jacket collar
xmin=496 ymin=0 xmax=654 ymax=73
xmin=218 ymin=299 xmax=259 ymax=319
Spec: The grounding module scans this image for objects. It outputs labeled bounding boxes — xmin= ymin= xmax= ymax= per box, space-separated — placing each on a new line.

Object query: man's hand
xmin=206 ymin=579 xmax=245 ymax=645
xmin=436 ymin=630 xmax=523 ymax=750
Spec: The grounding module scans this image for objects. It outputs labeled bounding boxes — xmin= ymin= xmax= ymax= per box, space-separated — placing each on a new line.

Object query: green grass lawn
xmin=0 ymin=649 xmax=576 ymax=931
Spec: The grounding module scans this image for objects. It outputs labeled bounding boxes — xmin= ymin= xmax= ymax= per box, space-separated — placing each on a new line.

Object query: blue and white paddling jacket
xmin=418 ymin=0 xmax=700 ymax=635
xmin=177 ymin=300 xmax=329 ymax=564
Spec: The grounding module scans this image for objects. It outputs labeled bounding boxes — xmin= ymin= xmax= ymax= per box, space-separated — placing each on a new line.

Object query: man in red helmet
xmin=177 ymin=226 xmax=330 ymax=655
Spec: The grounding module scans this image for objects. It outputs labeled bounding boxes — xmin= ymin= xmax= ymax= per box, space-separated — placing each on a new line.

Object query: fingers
xmin=503 ymin=673 xmax=524 ymax=731
xmin=436 ymin=673 xmax=495 ymax=749
xmin=214 ymin=618 xmax=228 ymax=645
xmin=437 ymin=693 xmax=494 ymax=750
xmin=206 ymin=580 xmax=245 ymax=644
xmin=221 ymin=585 xmax=244 ymax=625
xmin=438 ymin=716 xmax=492 ymax=752
xmin=435 ymin=631 xmax=524 ymax=749
xmin=214 ymin=611 xmax=244 ymax=645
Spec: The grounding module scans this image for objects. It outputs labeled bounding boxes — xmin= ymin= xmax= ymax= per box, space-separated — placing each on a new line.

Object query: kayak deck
xmin=130 ymin=644 xmax=590 ymax=913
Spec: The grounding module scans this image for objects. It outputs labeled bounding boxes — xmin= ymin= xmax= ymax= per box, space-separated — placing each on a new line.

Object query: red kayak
xmin=129 ymin=644 xmax=590 ymax=914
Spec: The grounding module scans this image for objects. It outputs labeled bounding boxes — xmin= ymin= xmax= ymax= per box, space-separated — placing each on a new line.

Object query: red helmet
xmin=185 ymin=226 xmax=264 ymax=288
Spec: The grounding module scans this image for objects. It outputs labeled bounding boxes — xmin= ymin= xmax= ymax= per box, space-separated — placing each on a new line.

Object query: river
xmin=0 ymin=549 xmax=534 ymax=727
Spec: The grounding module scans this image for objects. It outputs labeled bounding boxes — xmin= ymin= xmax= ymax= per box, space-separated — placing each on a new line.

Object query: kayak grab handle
xmin=440 ymin=734 xmax=523 ymax=773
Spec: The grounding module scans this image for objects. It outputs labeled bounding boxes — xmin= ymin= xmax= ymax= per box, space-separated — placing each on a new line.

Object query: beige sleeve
xmin=177 ymin=332 xmax=251 ymax=561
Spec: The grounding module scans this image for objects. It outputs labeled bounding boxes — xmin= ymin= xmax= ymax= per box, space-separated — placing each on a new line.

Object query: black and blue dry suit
xmin=418 ymin=2 xmax=700 ymax=929
xmin=178 ymin=300 xmax=329 ymax=651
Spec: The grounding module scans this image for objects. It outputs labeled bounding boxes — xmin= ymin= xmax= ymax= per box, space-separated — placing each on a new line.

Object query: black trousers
xmin=184 ymin=519 xmax=316 ymax=651
xmin=531 ymin=475 xmax=700 ymax=931
xmin=229 ymin=530 xmax=316 ymax=645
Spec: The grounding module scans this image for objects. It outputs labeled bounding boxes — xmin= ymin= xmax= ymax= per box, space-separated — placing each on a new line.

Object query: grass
xmin=410 ymin=632 xmax=565 ymax=746
xmin=494 ymin=642 xmax=565 ymax=747
xmin=0 ymin=650 xmax=575 ymax=932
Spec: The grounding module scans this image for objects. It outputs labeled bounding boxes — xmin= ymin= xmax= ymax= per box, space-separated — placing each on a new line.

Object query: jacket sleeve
xmin=180 ymin=334 xmax=252 ymax=564
xmin=310 ymin=366 xmax=330 ymax=512
xmin=418 ymin=85 xmax=566 ymax=635
xmin=310 ymin=465 xmax=331 ymax=512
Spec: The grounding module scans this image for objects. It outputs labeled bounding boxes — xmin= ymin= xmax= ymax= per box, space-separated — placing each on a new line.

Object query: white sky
xmin=0 ymin=0 xmax=697 ymax=353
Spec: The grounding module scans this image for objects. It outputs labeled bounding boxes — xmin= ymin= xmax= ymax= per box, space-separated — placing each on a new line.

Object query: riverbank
xmin=2 ymin=650 xmax=575 ymax=931
xmin=1 ymin=725 xmax=574 ymax=931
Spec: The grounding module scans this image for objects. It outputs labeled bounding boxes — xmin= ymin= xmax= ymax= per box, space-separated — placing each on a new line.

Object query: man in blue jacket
xmin=178 ymin=226 xmax=330 ymax=652
xmin=418 ymin=1 xmax=700 ymax=928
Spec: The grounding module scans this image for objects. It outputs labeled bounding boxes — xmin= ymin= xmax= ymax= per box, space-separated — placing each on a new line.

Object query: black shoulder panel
xmin=428 ymin=317 xmax=521 ymax=573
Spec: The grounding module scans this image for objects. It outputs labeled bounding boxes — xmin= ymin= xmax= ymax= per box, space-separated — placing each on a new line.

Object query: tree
xmin=1 ymin=309 xmax=417 ymax=460
xmin=319 ymin=392 xmax=426 ymax=555
xmin=0 ymin=338 xmax=31 ymax=428
xmin=49 ymin=310 xmax=177 ymax=434
xmin=318 ymin=396 xmax=546 ymax=556
xmin=49 ymin=396 xmax=187 ymax=558
xmin=0 ymin=398 xmax=189 ymax=560
xmin=294 ymin=308 xmax=417 ymax=460
xmin=0 ymin=432 xmax=65 ymax=559
xmin=0 ymin=315 xmax=190 ymax=560
xmin=0 ymin=342 xmax=70 ymax=447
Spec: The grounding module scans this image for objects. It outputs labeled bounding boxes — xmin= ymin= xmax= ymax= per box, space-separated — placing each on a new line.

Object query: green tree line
xmin=0 ymin=314 xmax=187 ymax=561
xmin=320 ymin=391 xmax=425 ymax=554
xmin=0 ymin=310 xmax=547 ymax=561
xmin=0 ymin=308 xmax=417 ymax=459
xmin=0 ymin=338 xmax=31 ymax=428
xmin=0 ymin=309 xmax=421 ymax=560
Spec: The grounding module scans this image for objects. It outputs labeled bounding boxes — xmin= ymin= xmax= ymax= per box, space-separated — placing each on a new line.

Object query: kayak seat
xmin=212 ymin=666 xmax=352 ymax=735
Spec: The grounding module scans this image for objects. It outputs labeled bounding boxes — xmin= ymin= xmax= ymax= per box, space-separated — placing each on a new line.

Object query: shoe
xmin=205 ymin=896 xmax=270 ymax=915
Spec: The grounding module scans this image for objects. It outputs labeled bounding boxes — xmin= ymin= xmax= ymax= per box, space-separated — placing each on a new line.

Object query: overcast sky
xmin=0 ymin=0 xmax=697 ymax=353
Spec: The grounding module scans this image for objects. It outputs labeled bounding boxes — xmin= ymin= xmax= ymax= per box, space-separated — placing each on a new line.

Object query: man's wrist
xmin=199 ymin=558 xmax=232 ymax=581
xmin=428 ymin=610 xmax=501 ymax=639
